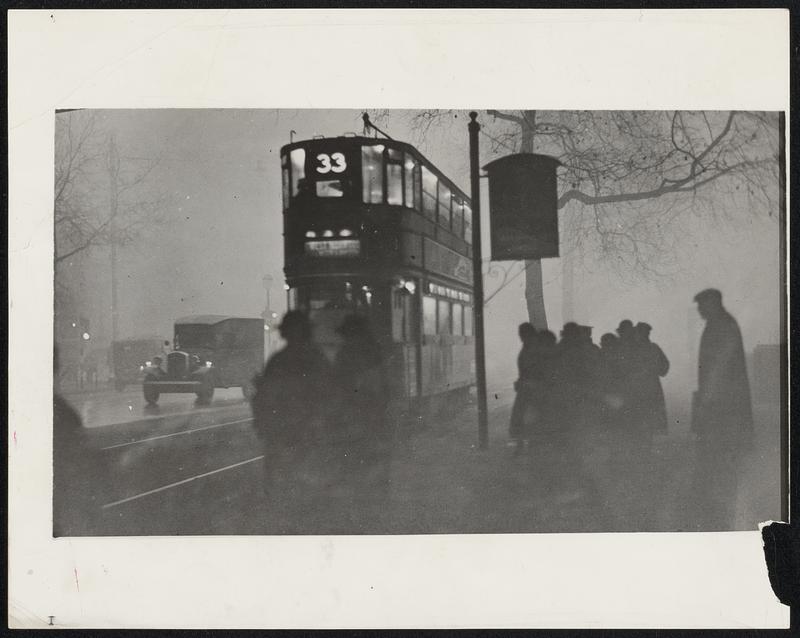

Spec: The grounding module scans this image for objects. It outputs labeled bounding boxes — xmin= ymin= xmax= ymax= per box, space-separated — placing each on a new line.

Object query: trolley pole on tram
xmin=469 ymin=112 xmax=489 ymax=449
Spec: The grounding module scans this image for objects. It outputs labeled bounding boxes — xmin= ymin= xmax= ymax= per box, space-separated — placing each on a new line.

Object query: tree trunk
xmin=562 ymin=246 xmax=575 ymax=324
xmin=524 ymin=260 xmax=548 ymax=330
xmin=518 ymin=110 xmax=549 ymax=330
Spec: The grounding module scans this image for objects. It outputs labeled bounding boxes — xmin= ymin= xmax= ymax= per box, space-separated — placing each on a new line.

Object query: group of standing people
xmin=509 ymin=318 xmax=670 ymax=451
xmin=250 ymin=310 xmax=391 ymax=529
xmin=509 ymin=288 xmax=756 ymax=531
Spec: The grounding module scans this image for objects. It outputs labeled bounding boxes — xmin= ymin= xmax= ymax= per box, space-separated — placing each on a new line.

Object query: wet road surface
xmin=54 ymin=385 xmax=783 ymax=536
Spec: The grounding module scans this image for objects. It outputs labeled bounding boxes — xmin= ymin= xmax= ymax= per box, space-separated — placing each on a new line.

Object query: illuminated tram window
xmin=362 ymin=145 xmax=384 ymax=204
xmin=437 ymin=182 xmax=452 ymax=229
xmin=452 ymin=198 xmax=464 ymax=238
xmin=404 ymin=154 xmax=420 ymax=210
xmin=316 ymin=179 xmax=344 ymax=197
xmin=421 ymin=166 xmax=437 ymax=221
xmin=387 ymin=162 xmax=403 ymax=205
xmin=463 ymin=202 xmax=473 ymax=244
xmin=281 ymin=159 xmax=290 ymax=210
xmin=290 ymin=148 xmax=306 ymax=196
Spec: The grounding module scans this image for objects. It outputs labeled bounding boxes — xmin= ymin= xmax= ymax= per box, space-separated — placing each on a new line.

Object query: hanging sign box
xmin=484 ymin=153 xmax=561 ymax=261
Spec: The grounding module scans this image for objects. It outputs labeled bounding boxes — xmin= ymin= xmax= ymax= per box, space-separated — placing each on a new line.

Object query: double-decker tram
xmin=280 ymin=135 xmax=476 ymax=419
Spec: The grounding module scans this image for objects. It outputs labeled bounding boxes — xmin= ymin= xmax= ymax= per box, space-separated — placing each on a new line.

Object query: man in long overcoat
xmin=691 ymin=288 xmax=754 ymax=529
xmin=251 ymin=311 xmax=332 ymax=519
xmin=330 ymin=314 xmax=392 ymax=530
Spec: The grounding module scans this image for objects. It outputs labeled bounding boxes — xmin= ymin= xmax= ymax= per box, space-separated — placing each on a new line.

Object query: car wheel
xmin=143 ymin=375 xmax=160 ymax=405
xmin=196 ymin=381 xmax=214 ymax=405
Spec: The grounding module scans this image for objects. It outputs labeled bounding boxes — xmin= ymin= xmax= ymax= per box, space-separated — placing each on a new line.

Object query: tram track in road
xmin=90 ymin=395 xmax=511 ymax=534
xmin=101 ymin=454 xmax=265 ymax=510
xmin=100 ymin=416 xmax=253 ymax=450
xmin=85 ymin=400 xmax=254 ymax=450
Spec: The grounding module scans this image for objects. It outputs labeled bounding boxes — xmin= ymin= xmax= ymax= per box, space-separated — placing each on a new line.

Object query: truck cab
xmin=142 ymin=315 xmax=264 ymax=406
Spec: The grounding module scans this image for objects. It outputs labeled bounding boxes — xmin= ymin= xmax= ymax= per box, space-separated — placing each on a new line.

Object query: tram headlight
xmin=339 ymin=228 xmax=353 ymax=237
xmin=205 ymin=360 xmax=213 ymax=368
xmin=305 ymin=230 xmax=317 ymax=239
xmin=323 ymin=229 xmax=334 ymax=238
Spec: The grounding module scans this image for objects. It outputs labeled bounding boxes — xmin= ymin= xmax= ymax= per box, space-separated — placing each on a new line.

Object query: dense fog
xmin=55 ymin=108 xmax=783 ymax=418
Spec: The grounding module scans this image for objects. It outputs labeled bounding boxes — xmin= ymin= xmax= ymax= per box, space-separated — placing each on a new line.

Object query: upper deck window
xmin=463 ymin=201 xmax=473 ymax=244
xmin=316 ymin=180 xmax=344 ymax=197
xmin=452 ymin=198 xmax=464 ymax=238
xmin=421 ymin=166 xmax=438 ymax=221
xmin=281 ymin=155 xmax=290 ymax=211
xmin=362 ymin=145 xmax=384 ymax=204
xmin=438 ymin=182 xmax=452 ymax=229
xmin=290 ymin=148 xmax=306 ymax=196
xmin=404 ymin=154 xmax=420 ymax=210
xmin=386 ymin=148 xmax=403 ymax=206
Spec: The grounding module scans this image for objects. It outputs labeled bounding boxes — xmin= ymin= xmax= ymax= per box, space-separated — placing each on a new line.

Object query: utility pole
xmin=778 ymin=111 xmax=788 ymax=523
xmin=108 ymin=134 xmax=120 ymax=346
xmin=468 ymin=112 xmax=489 ymax=449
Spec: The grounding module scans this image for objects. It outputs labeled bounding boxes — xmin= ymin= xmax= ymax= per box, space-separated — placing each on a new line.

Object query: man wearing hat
xmin=691 ymin=288 xmax=753 ymax=529
xmin=251 ymin=310 xmax=332 ymax=514
xmin=331 ymin=314 xmax=392 ymax=525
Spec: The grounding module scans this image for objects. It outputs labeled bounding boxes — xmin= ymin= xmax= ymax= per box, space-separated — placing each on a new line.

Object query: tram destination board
xmin=305 ymin=239 xmax=361 ymax=257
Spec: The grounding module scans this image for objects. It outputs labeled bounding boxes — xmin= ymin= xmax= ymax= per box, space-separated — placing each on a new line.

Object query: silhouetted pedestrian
xmin=633 ymin=322 xmax=670 ymax=433
xmin=330 ymin=314 xmax=392 ymax=528
xmin=615 ymin=319 xmax=638 ymax=428
xmin=690 ymin=288 xmax=753 ymax=529
xmin=578 ymin=325 xmax=602 ymax=423
xmin=606 ymin=320 xmax=660 ymax=527
xmin=53 ymin=346 xmax=106 ymax=535
xmin=251 ymin=311 xmax=332 ymax=509
xmin=536 ymin=329 xmax=560 ymax=435
xmin=509 ymin=322 xmax=538 ymax=452
xmin=556 ymin=322 xmax=593 ymax=430
xmin=598 ymin=333 xmax=625 ymax=427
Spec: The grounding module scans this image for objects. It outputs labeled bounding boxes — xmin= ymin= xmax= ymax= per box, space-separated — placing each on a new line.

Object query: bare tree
xmin=54 ymin=110 xmax=167 ymax=267
xmin=405 ymin=109 xmax=781 ymax=328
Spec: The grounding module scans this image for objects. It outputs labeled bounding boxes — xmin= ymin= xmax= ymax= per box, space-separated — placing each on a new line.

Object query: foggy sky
xmin=57 ymin=108 xmax=783 ymax=400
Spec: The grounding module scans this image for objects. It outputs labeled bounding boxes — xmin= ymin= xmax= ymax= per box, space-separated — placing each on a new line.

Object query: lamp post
xmin=469 ymin=112 xmax=489 ymax=449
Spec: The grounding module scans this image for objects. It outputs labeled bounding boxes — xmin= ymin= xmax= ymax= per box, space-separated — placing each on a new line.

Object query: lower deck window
xmin=463 ymin=305 xmax=473 ymax=336
xmin=452 ymin=303 xmax=463 ymax=336
xmin=423 ymin=295 xmax=437 ymax=335
xmin=437 ymin=299 xmax=451 ymax=335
